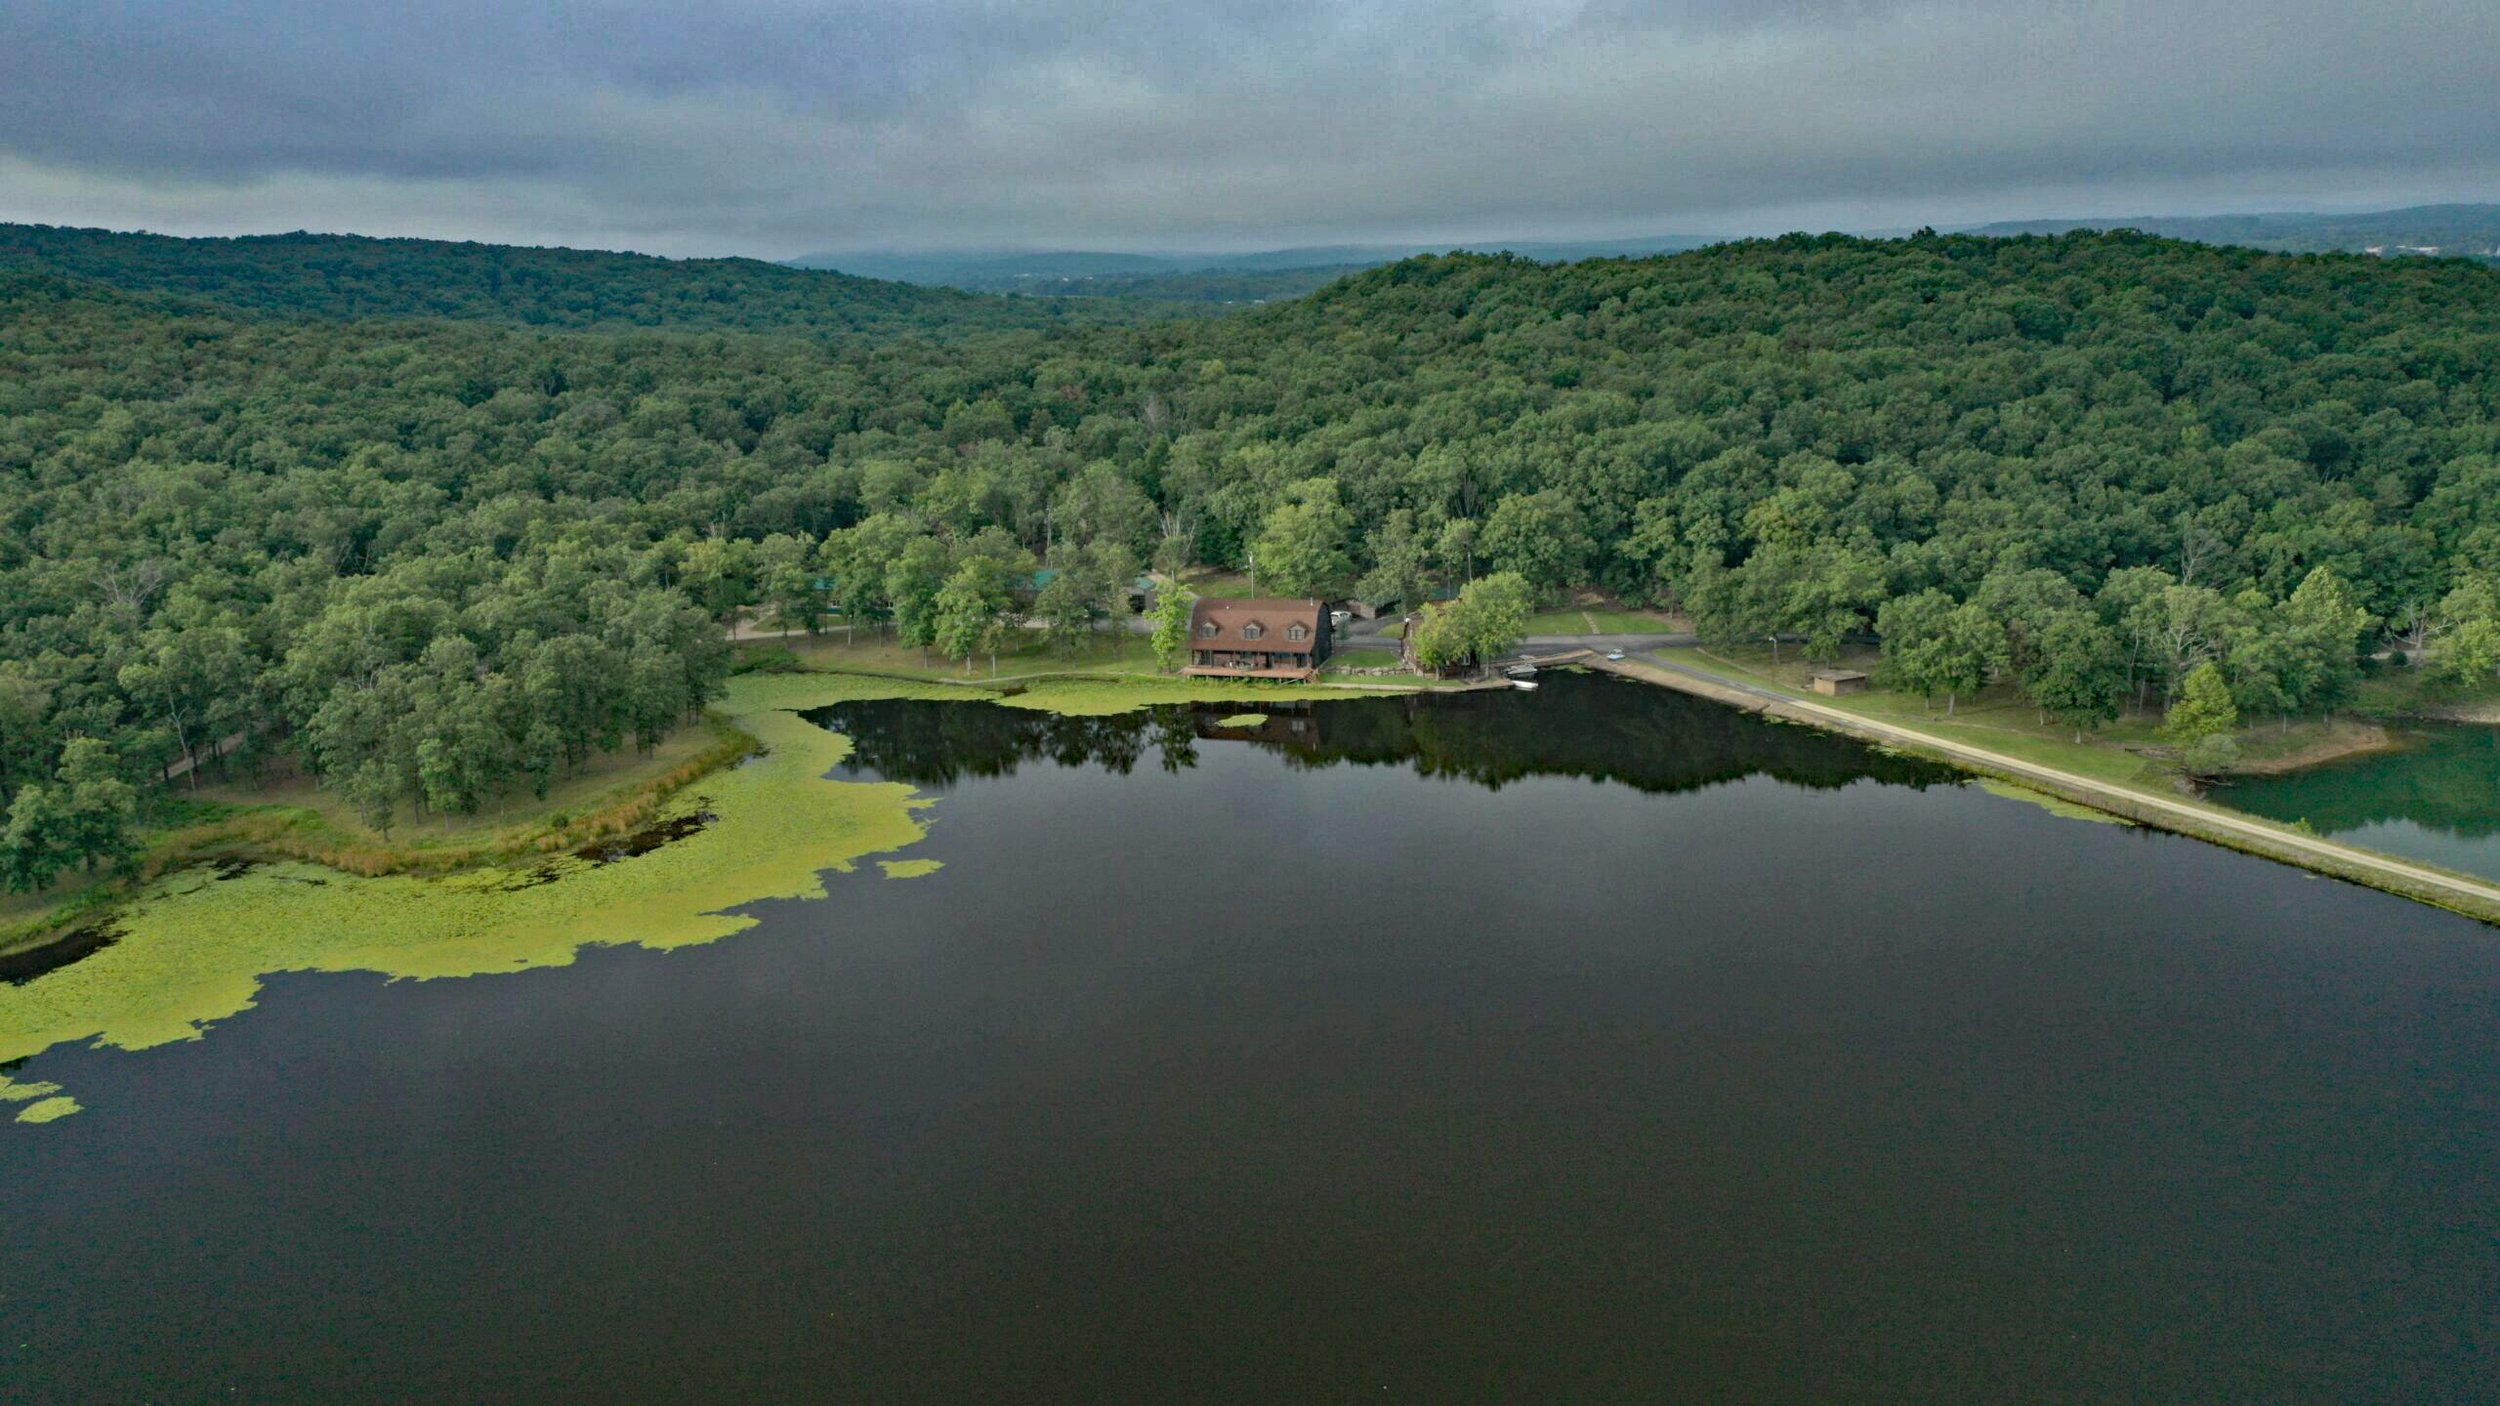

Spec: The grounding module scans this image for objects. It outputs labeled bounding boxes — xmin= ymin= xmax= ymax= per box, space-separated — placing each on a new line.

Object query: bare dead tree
xmin=91 ymin=559 xmax=171 ymax=613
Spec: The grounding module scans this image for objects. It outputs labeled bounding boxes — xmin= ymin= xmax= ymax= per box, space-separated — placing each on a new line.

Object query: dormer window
xmin=1287 ymin=624 xmax=1307 ymax=642
xmin=1242 ymin=623 xmax=1262 ymax=640
xmin=1200 ymin=622 xmax=1218 ymax=638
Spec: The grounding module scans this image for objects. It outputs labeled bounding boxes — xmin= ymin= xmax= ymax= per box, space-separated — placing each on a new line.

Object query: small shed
xmin=1809 ymin=669 xmax=1870 ymax=697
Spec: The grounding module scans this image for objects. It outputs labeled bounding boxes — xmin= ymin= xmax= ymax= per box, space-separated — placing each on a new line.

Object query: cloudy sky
xmin=3 ymin=0 xmax=2496 ymax=258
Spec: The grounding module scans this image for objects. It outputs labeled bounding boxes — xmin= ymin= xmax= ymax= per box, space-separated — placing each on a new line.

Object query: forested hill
xmin=0 ymin=224 xmax=1183 ymax=336
xmin=13 ymin=228 xmax=2500 ymax=886
xmin=1966 ymin=205 xmax=2500 ymax=262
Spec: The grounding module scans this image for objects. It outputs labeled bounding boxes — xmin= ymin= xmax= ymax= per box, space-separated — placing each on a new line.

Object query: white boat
xmin=1503 ymin=664 xmax=1538 ymax=678
xmin=1509 ymin=677 xmax=1538 ymax=690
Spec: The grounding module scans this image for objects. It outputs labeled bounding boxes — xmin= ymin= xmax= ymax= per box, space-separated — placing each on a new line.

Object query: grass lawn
xmin=1326 ymin=648 xmax=1404 ymax=672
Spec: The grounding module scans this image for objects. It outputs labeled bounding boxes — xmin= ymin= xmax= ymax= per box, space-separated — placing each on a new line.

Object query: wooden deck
xmin=1181 ymin=665 xmax=1320 ymax=682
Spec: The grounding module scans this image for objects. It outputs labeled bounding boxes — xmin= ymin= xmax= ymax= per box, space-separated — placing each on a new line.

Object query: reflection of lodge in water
xmin=1200 ymin=705 xmax=1328 ymax=749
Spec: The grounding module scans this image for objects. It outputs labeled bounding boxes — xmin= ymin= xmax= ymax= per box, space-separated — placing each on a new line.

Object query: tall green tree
xmin=1460 ymin=572 xmax=1534 ymax=663
xmin=1480 ymin=490 xmax=1594 ymax=592
xmin=1149 ymin=586 xmax=1198 ymax=673
xmin=1357 ymin=508 xmax=1432 ymax=612
xmin=2283 ymin=566 xmax=2373 ymax=715
xmin=820 ymin=514 xmax=923 ymax=636
xmin=932 ymin=559 xmax=1015 ymax=674
xmin=1253 ymin=478 xmax=1355 ymax=598
xmin=1877 ymin=591 xmax=2006 ymax=714
xmin=2165 ymin=661 xmax=2242 ymax=777
xmin=1434 ymin=517 xmax=1480 ymax=584
xmin=0 ymin=737 xmax=138 ymax=891
xmin=2023 ymin=612 xmax=2128 ymax=741
xmin=753 ymin=532 xmax=822 ymax=635
xmin=885 ymin=537 xmax=953 ymax=651
xmin=116 ymin=620 xmax=255 ymax=785
xmin=1034 ymin=570 xmax=1101 ymax=657
xmin=2435 ymin=575 xmax=2500 ymax=684
xmin=1410 ymin=572 xmax=1533 ymax=674
xmin=678 ymin=537 xmax=754 ymax=625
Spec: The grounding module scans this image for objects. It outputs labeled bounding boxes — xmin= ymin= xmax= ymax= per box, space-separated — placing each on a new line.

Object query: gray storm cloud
xmin=1 ymin=0 xmax=2495 ymax=255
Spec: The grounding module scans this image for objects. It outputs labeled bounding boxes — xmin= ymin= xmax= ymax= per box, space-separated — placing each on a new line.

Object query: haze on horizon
xmin=4 ymin=0 xmax=2497 ymax=261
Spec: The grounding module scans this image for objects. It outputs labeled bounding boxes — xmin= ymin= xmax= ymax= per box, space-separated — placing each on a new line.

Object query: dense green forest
xmin=0 ymin=225 xmax=1188 ymax=336
xmin=11 ymin=227 xmax=2500 ymax=888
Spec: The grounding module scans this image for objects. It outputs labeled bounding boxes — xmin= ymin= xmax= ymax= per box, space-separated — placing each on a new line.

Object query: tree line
xmin=13 ymin=228 xmax=2500 ymax=884
xmin=0 ymin=224 xmax=1189 ymax=337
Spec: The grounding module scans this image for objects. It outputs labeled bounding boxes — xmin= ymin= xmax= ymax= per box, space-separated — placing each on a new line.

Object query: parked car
xmin=1604 ymin=649 xmax=1626 ymax=660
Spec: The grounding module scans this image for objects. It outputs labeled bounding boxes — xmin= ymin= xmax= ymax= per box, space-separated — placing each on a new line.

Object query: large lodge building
xmin=1182 ymin=598 xmax=1333 ymax=681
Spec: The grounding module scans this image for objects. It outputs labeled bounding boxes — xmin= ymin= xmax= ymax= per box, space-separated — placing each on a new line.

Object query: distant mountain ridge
xmin=794 ymin=208 xmax=2500 ymax=299
xmin=1963 ymin=204 xmax=2500 ymax=260
xmin=0 ymin=224 xmax=1188 ymax=336
xmin=14 ymin=207 xmax=2496 ymax=336
xmin=790 ymin=235 xmax=1718 ymax=298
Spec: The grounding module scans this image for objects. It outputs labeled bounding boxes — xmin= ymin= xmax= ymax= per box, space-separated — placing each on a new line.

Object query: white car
xmin=1605 ymin=649 xmax=1627 ymax=661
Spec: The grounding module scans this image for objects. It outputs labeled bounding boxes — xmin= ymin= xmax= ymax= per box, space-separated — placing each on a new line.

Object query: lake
xmin=2224 ymin=721 xmax=2500 ymax=882
xmin=6 ymin=673 xmax=2498 ymax=1402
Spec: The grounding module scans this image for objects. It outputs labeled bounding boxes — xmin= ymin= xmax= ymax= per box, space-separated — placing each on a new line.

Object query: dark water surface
xmin=7 ymin=674 xmax=2500 ymax=1402
xmin=2225 ymin=720 xmax=2500 ymax=882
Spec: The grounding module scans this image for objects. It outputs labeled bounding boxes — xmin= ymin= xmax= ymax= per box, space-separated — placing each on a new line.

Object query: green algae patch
xmin=0 ymin=667 xmax=1398 ymax=1110
xmin=1 ymin=1073 xmax=62 ymax=1102
xmin=1977 ymin=778 xmax=2135 ymax=826
xmin=879 ymin=859 xmax=944 ymax=879
xmin=15 ymin=1095 xmax=80 ymax=1124
xmin=1214 ymin=714 xmax=1268 ymax=729
xmin=0 ymin=672 xmax=961 ymax=1091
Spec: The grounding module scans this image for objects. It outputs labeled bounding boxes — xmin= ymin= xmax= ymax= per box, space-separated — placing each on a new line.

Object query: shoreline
xmin=1 ymin=666 xmax=1437 ymax=1117
xmin=1549 ymin=649 xmax=2500 ymax=927
xmin=10 ymin=652 xmax=2490 ymax=1124
xmin=2221 ymin=721 xmax=2407 ymax=776
xmin=2409 ymin=700 xmax=2500 ymax=726
xmin=0 ymin=663 xmax=1424 ymax=961
xmin=14 ymin=647 xmax=2485 ymax=959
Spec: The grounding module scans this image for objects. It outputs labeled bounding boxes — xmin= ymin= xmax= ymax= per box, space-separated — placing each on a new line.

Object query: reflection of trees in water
xmin=805 ymin=701 xmax=1198 ymax=786
xmin=809 ymin=673 xmax=1952 ymax=797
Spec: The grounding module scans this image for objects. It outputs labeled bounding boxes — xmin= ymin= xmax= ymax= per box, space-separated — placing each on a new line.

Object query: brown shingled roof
xmin=1189 ymin=597 xmax=1325 ymax=654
